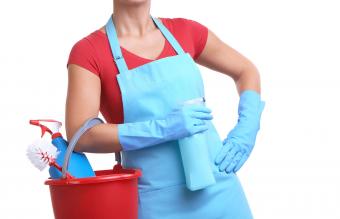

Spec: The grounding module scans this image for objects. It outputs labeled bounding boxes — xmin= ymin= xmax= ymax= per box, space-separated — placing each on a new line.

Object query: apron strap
xmin=105 ymin=15 xmax=129 ymax=73
xmin=150 ymin=16 xmax=185 ymax=56
xmin=105 ymin=14 xmax=185 ymax=74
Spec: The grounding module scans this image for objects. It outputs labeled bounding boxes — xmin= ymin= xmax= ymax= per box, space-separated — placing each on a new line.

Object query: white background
xmin=1 ymin=0 xmax=339 ymax=218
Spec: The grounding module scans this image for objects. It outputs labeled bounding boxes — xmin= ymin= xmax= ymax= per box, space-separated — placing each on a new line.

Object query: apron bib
xmin=105 ymin=14 xmax=253 ymax=219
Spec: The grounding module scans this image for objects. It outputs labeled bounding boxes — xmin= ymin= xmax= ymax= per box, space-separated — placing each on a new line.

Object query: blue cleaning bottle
xmin=29 ymin=119 xmax=95 ymax=179
xmin=178 ymin=97 xmax=216 ymax=191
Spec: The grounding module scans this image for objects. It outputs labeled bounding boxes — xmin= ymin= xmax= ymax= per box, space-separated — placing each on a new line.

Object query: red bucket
xmin=44 ymin=118 xmax=142 ymax=219
xmin=45 ymin=164 xmax=141 ymax=219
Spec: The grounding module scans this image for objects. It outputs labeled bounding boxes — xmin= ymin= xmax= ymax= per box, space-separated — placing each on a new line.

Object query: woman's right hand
xmin=163 ymin=103 xmax=213 ymax=139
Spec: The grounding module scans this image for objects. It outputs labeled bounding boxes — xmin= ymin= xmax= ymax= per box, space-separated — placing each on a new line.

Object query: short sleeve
xmin=66 ymin=38 xmax=101 ymax=77
xmin=180 ymin=18 xmax=209 ymax=60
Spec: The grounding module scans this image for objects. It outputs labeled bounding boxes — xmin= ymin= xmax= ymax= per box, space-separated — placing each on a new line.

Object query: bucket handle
xmin=61 ymin=117 xmax=122 ymax=179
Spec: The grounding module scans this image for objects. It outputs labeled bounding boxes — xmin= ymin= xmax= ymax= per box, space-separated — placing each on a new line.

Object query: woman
xmin=66 ymin=0 xmax=265 ymax=218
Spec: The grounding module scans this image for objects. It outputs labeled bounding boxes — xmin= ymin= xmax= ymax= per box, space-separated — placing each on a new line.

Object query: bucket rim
xmin=44 ymin=168 xmax=142 ymax=186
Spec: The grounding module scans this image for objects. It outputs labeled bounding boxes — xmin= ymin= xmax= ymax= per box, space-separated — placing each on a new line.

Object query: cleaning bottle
xmin=178 ymin=97 xmax=216 ymax=191
xmin=29 ymin=119 xmax=95 ymax=179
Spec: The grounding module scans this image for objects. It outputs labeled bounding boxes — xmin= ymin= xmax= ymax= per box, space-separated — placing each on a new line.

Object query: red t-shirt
xmin=67 ymin=17 xmax=208 ymax=124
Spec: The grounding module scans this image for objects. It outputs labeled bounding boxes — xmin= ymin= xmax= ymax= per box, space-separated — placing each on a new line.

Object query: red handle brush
xmin=26 ymin=138 xmax=73 ymax=179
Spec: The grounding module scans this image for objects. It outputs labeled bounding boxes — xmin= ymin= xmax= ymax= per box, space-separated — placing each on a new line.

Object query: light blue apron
xmin=105 ymin=14 xmax=253 ymax=219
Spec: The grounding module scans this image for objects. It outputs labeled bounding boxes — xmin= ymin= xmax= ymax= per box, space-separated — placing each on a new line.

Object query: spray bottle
xmin=29 ymin=119 xmax=95 ymax=179
xmin=178 ymin=97 xmax=216 ymax=191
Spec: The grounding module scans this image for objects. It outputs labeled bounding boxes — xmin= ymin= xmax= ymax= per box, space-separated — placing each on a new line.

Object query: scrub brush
xmin=26 ymin=138 xmax=73 ymax=179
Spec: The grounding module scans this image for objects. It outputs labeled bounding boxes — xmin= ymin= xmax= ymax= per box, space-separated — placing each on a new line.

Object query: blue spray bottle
xmin=29 ymin=119 xmax=95 ymax=179
xmin=178 ymin=97 xmax=216 ymax=191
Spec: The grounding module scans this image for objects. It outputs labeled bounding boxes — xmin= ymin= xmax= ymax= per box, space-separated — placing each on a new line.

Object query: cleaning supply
xmin=178 ymin=97 xmax=216 ymax=191
xmin=29 ymin=119 xmax=95 ymax=179
xmin=44 ymin=117 xmax=142 ymax=219
xmin=26 ymin=137 xmax=73 ymax=179
xmin=215 ymin=90 xmax=266 ymax=173
xmin=117 ymin=103 xmax=213 ymax=151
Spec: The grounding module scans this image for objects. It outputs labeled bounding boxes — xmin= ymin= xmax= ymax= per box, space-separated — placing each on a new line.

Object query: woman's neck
xmin=112 ymin=0 xmax=154 ymax=37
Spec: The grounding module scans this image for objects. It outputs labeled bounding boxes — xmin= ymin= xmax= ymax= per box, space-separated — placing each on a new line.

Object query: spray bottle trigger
xmin=41 ymin=126 xmax=48 ymax=137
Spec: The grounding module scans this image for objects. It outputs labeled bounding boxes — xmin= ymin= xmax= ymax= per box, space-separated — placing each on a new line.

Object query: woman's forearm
xmin=235 ymin=64 xmax=262 ymax=95
xmin=72 ymin=123 xmax=123 ymax=153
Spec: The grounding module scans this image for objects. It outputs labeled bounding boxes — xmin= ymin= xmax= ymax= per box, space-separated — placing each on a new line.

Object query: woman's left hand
xmin=215 ymin=137 xmax=255 ymax=174
xmin=214 ymin=90 xmax=266 ymax=174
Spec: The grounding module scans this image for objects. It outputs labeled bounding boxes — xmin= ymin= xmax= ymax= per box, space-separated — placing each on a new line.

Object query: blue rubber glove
xmin=118 ymin=104 xmax=213 ymax=151
xmin=215 ymin=90 xmax=265 ymax=173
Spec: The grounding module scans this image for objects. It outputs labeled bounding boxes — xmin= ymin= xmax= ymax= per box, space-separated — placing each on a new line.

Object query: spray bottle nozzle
xmin=29 ymin=119 xmax=62 ymax=138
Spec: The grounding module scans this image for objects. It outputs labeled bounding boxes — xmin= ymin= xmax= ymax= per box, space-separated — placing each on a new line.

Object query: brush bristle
xmin=26 ymin=138 xmax=59 ymax=171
